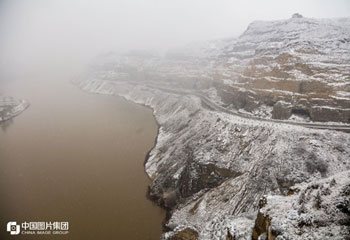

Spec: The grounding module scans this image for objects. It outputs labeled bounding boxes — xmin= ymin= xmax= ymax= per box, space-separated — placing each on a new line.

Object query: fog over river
xmin=0 ymin=70 xmax=165 ymax=240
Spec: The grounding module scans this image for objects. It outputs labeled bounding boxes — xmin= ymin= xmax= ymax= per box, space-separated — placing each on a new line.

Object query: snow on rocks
xmin=77 ymin=78 xmax=350 ymax=239
xmin=75 ymin=15 xmax=350 ymax=240
xmin=253 ymin=170 xmax=350 ymax=239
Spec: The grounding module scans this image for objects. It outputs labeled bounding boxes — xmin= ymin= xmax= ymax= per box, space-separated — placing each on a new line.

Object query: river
xmin=0 ymin=70 xmax=165 ymax=240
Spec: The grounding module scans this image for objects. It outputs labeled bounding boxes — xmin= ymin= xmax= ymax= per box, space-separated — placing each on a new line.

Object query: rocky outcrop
xmin=149 ymin=160 xmax=241 ymax=209
xmin=253 ymin=171 xmax=350 ymax=240
xmin=252 ymin=197 xmax=270 ymax=240
xmin=169 ymin=228 xmax=199 ymax=240
xmin=272 ymin=101 xmax=292 ymax=120
xmin=310 ymin=107 xmax=350 ymax=123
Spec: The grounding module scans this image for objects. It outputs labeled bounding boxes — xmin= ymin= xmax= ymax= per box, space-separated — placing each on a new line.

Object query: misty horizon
xmin=0 ymin=0 xmax=349 ymax=76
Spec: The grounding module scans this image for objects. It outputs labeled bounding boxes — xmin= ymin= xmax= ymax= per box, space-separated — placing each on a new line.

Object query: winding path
xmin=144 ymin=83 xmax=350 ymax=133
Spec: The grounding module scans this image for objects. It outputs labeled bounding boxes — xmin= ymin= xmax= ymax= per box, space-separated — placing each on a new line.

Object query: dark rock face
xmin=272 ymin=101 xmax=292 ymax=120
xmin=311 ymin=107 xmax=350 ymax=123
xmin=336 ymin=183 xmax=350 ymax=216
xmin=178 ymin=163 xmax=241 ymax=199
xmin=252 ymin=197 xmax=278 ymax=240
xmin=217 ymin=77 xmax=350 ymax=123
xmin=226 ymin=229 xmax=234 ymax=240
xmin=216 ymin=85 xmax=261 ymax=111
xmin=169 ymin=228 xmax=198 ymax=240
xmin=148 ymin=155 xmax=241 ymax=209
xmin=252 ymin=211 xmax=271 ymax=240
xmin=217 ymin=88 xmax=250 ymax=109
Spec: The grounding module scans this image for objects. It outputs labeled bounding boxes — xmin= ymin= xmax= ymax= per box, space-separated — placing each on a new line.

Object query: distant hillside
xmin=211 ymin=14 xmax=350 ymax=123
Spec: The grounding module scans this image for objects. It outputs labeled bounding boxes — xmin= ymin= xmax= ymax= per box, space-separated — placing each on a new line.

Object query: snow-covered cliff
xmin=210 ymin=15 xmax=350 ymax=123
xmin=77 ymin=78 xmax=350 ymax=239
xmin=76 ymin=15 xmax=350 ymax=240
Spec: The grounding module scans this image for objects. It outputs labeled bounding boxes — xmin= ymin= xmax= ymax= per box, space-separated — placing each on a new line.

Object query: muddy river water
xmin=0 ymin=71 xmax=165 ymax=240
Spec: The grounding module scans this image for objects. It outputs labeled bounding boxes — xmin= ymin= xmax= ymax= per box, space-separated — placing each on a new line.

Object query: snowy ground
xmin=77 ymin=78 xmax=350 ymax=240
xmin=257 ymin=170 xmax=350 ymax=240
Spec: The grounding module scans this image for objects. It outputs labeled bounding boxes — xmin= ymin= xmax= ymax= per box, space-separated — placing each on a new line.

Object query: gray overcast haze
xmin=0 ymin=0 xmax=349 ymax=74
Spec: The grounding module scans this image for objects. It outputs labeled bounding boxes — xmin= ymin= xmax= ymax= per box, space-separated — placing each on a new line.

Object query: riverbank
xmin=0 ymin=96 xmax=29 ymax=122
xmin=0 ymin=76 xmax=165 ymax=240
xmin=77 ymin=78 xmax=350 ymax=239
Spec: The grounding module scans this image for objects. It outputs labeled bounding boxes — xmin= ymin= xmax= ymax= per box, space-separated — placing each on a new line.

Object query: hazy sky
xmin=0 ymin=0 xmax=349 ymax=73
